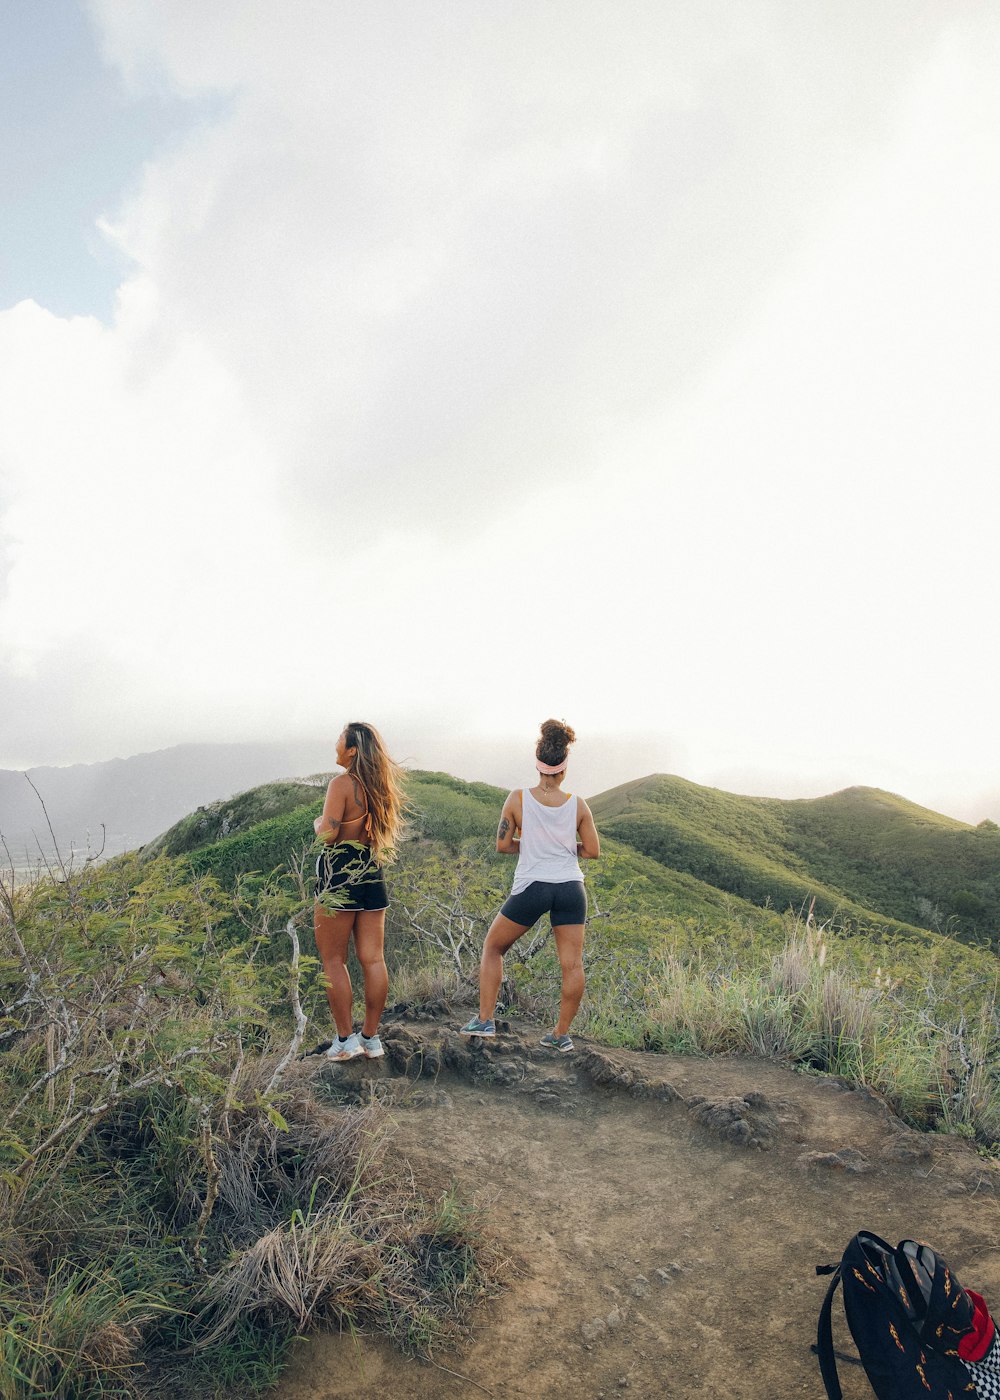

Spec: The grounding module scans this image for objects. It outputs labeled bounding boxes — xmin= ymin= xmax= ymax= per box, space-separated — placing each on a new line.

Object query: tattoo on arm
xmin=499 ymin=817 xmax=510 ymax=839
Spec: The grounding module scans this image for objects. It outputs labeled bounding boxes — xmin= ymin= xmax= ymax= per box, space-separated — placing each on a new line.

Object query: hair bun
xmin=536 ymin=718 xmax=576 ymax=767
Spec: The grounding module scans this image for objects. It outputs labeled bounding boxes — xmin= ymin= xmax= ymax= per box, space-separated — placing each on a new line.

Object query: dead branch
xmin=264 ymin=918 xmax=308 ymax=1098
xmin=191 ymin=1100 xmax=221 ymax=1271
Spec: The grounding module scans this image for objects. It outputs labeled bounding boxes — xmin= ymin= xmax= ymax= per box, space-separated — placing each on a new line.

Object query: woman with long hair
xmin=461 ymin=719 xmax=600 ymax=1052
xmin=313 ymin=721 xmax=405 ymax=1061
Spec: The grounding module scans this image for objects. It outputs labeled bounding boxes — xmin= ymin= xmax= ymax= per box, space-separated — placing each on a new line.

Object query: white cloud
xmin=0 ymin=2 xmax=997 ymax=821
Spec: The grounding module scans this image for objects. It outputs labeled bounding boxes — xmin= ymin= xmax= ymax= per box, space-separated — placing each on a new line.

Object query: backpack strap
xmin=816 ymin=1263 xmax=844 ymax=1400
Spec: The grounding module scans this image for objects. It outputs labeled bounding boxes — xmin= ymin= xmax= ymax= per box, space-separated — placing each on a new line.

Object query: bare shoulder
xmin=325 ymin=773 xmax=354 ymax=805
xmin=577 ymin=796 xmax=598 ymax=828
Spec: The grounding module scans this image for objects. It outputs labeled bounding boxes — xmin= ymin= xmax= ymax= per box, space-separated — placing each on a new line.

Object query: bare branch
xmin=264 ymin=918 xmax=309 ymax=1097
xmin=221 ymin=1030 xmax=244 ymax=1142
xmin=9 ymin=1042 xmax=225 ymax=1184
xmin=191 ymin=1100 xmax=220 ymax=1271
xmin=23 ymin=773 xmax=70 ymax=884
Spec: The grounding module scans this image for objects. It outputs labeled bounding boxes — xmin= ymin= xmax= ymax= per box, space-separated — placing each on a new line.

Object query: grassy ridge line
xmin=157 ymin=771 xmax=789 ymax=933
xmin=157 ymin=772 xmax=994 ymax=991
xmin=142 ymin=779 xmax=325 ymax=859
xmin=781 ymin=787 xmax=1000 ymax=930
xmin=599 ymin=810 xmax=926 ymax=939
xmin=591 ymin=774 xmax=1000 ymax=942
xmin=147 ymin=769 xmax=998 ymax=959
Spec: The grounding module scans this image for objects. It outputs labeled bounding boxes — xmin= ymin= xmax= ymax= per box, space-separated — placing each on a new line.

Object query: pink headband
xmin=535 ymin=758 xmax=567 ymax=774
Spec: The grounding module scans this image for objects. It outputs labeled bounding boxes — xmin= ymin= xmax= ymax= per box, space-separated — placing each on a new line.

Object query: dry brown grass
xmin=195 ymin=1057 xmax=505 ymax=1357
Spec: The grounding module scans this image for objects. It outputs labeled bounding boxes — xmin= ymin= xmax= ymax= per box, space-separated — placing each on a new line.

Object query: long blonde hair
xmin=343 ymin=721 xmax=407 ymax=864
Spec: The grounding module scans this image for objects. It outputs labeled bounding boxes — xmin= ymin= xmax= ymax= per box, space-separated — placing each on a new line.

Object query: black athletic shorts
xmin=500 ymin=879 xmax=587 ymax=929
xmin=315 ymin=842 xmax=389 ymax=912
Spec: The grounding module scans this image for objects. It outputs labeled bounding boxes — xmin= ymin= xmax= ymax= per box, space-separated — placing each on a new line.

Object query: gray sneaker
xmin=460 ymin=1016 xmax=496 ymax=1037
xmin=359 ymin=1032 xmax=384 ymax=1059
xmin=326 ymin=1032 xmax=364 ymax=1061
xmin=539 ymin=1032 xmax=574 ymax=1054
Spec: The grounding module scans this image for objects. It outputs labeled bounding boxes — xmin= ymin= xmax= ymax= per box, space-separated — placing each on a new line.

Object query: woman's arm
xmin=496 ymin=791 xmax=521 ymax=854
xmin=314 ymin=776 xmax=348 ymax=844
xmin=576 ymin=797 xmax=600 ymax=860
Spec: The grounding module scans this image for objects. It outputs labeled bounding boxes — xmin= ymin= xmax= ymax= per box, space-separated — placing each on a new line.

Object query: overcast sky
xmin=1 ymin=1 xmax=998 ymax=819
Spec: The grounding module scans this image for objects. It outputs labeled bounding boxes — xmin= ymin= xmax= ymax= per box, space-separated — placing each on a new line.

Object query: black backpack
xmin=815 ymin=1231 xmax=996 ymax=1400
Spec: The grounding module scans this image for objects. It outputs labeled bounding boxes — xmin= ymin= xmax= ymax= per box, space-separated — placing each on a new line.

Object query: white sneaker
xmin=359 ymin=1032 xmax=384 ymax=1059
xmin=326 ymin=1032 xmax=363 ymax=1061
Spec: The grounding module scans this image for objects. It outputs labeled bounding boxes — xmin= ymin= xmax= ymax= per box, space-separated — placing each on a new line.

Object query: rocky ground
xmin=276 ymin=1007 xmax=1000 ymax=1400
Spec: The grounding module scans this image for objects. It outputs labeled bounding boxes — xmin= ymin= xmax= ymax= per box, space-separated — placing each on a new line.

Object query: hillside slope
xmin=146 ymin=769 xmax=784 ymax=939
xmin=141 ymin=770 xmax=1000 ymax=988
xmin=591 ymin=774 xmax=1000 ymax=944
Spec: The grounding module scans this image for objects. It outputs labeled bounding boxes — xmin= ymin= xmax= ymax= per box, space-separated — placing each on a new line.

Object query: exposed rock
xmin=385 ymin=1027 xmax=442 ymax=1077
xmin=384 ymin=998 xmax=454 ymax=1022
xmin=798 ymin=1147 xmax=872 ymax=1174
xmin=580 ymin=1304 xmax=626 ymax=1345
xmin=441 ymin=1039 xmax=496 ymax=1081
xmin=576 ymin=1048 xmax=639 ymax=1092
xmin=852 ymin=1084 xmax=897 ymax=1122
xmin=629 ymin=1275 xmax=650 ymax=1298
xmin=574 ymin=1046 xmax=683 ymax=1104
xmin=688 ymin=1093 xmax=779 ymax=1149
xmin=408 ymin=1088 xmax=452 ymax=1109
xmin=884 ymin=1130 xmax=933 ymax=1166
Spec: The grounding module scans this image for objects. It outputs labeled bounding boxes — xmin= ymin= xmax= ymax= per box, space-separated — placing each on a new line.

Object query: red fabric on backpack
xmin=958 ymin=1290 xmax=995 ymax=1362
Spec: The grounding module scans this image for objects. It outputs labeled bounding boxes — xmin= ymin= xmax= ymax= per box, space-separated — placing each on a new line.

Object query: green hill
xmin=147 ymin=769 xmax=774 ymax=932
xmin=590 ymin=774 xmax=1000 ymax=946
xmin=144 ymin=769 xmax=1000 ymax=951
xmin=146 ymin=769 xmax=1000 ymax=950
xmin=143 ymin=769 xmax=1000 ymax=978
xmin=136 ymin=766 xmax=1000 ymax=1133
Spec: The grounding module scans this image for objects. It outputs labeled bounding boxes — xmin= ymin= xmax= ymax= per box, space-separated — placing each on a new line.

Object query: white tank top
xmin=510 ymin=788 xmax=584 ymax=895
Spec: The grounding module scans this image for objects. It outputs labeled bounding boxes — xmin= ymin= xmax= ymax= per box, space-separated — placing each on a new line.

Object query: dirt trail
xmin=278 ymin=1010 xmax=1000 ymax=1400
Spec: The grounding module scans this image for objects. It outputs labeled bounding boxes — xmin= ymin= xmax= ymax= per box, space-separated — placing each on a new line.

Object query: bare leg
xmin=479 ymin=913 xmax=531 ymax=1020
xmin=551 ymin=923 xmax=585 ymax=1036
xmin=314 ymin=904 xmax=357 ymax=1039
xmin=353 ymin=909 xmax=389 ymax=1036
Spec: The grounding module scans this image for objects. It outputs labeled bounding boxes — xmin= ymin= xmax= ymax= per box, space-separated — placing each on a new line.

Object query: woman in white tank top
xmin=460 ymin=719 xmax=601 ymax=1052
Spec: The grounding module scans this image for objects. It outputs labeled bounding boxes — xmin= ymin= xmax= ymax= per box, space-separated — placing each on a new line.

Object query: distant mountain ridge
xmin=0 ymin=741 xmax=339 ymax=865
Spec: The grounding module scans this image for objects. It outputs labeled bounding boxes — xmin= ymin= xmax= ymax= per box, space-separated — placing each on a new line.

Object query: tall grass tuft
xmin=564 ymin=931 xmax=991 ymax=1136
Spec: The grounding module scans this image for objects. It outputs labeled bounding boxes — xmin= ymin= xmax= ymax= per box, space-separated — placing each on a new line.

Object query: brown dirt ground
xmin=276 ymin=1009 xmax=1000 ymax=1400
